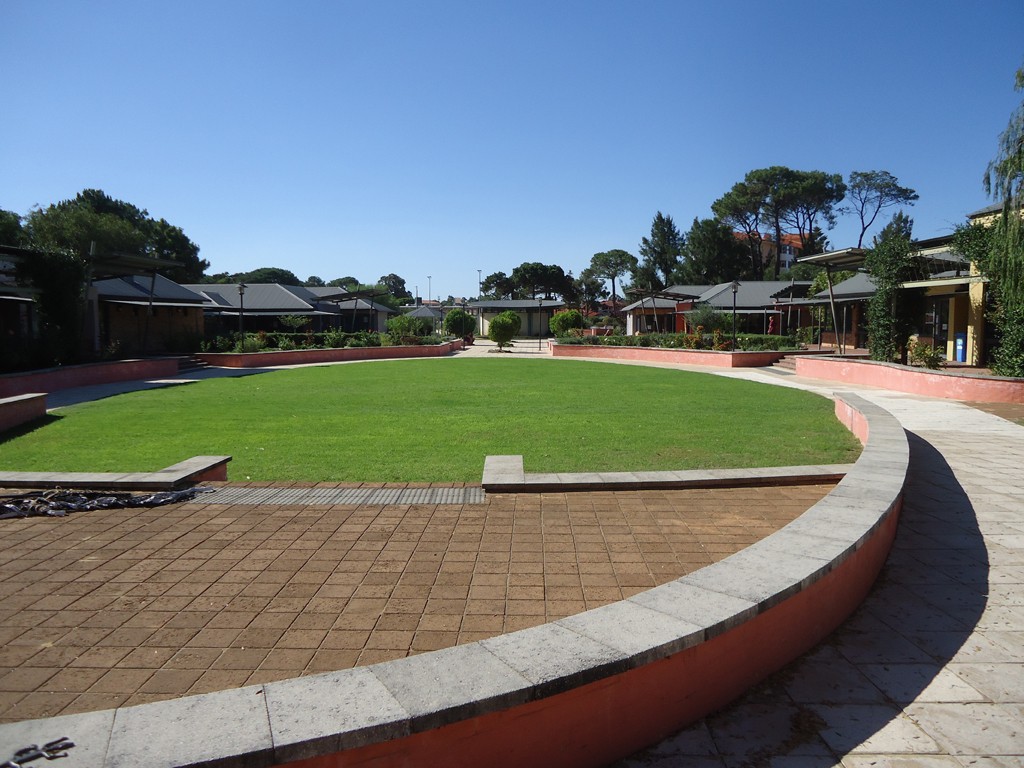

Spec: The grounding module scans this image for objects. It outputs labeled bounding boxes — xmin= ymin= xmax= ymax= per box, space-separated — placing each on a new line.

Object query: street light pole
xmin=730 ymin=280 xmax=739 ymax=350
xmin=238 ymin=282 xmax=247 ymax=338
xmin=538 ymin=298 xmax=544 ymax=351
xmin=477 ymin=269 xmax=483 ymax=336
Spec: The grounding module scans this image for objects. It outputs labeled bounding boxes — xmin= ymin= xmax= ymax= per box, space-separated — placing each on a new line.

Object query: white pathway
xmin=615 ymin=367 xmax=1024 ymax=767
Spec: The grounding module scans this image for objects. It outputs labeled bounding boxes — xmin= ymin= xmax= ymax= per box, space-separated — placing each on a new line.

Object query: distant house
xmin=735 ymin=232 xmax=808 ymax=274
xmin=92 ymin=274 xmax=207 ymax=354
xmin=467 ymin=299 xmax=565 ymax=337
xmin=181 ymin=284 xmax=395 ymax=335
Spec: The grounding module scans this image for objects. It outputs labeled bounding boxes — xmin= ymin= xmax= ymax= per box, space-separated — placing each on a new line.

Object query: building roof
xmin=697 ymin=281 xmax=806 ymax=309
xmin=94 ymin=274 xmax=206 ymax=304
xmin=404 ymin=305 xmax=443 ymax=319
xmin=182 ymin=280 xmax=385 ymax=313
xmin=468 ymin=299 xmax=565 ymax=309
xmin=658 ymin=285 xmax=714 ymax=299
xmin=797 ymin=247 xmax=868 ymax=269
xmin=621 ymin=296 xmax=676 ymax=312
xmin=813 ymin=272 xmax=877 ymax=301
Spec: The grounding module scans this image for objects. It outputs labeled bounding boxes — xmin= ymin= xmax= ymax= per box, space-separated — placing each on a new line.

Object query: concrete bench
xmin=0 ymin=455 xmax=231 ymax=491
xmin=0 ymin=393 xmax=47 ymax=434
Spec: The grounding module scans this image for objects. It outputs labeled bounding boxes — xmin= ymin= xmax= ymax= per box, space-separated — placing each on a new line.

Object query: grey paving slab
xmin=105 ymin=684 xmax=272 ymax=768
xmin=264 ymin=667 xmax=409 ymax=762
xmin=0 ymin=708 xmax=113 ymax=768
xmin=904 ymin=702 xmax=1024 ymax=756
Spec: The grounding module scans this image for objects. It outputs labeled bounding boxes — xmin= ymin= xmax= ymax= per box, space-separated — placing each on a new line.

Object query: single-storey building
xmin=467 ymin=299 xmax=565 ymax=337
xmin=181 ymin=284 xmax=395 ymax=335
xmin=92 ymin=274 xmax=207 ymax=354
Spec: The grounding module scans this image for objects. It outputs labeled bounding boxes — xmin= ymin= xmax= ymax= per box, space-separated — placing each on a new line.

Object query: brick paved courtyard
xmin=0 ymin=482 xmax=831 ymax=723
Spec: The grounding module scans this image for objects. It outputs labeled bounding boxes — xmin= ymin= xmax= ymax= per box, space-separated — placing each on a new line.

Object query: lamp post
xmin=538 ymin=297 xmax=544 ymax=351
xmin=477 ymin=269 xmax=483 ymax=336
xmin=427 ymin=276 xmax=432 ymax=307
xmin=238 ymin=282 xmax=247 ymax=338
xmin=730 ymin=280 xmax=740 ymax=350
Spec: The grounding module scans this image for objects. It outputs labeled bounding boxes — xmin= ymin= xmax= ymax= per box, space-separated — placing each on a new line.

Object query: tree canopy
xmin=843 ymin=171 xmax=919 ymax=248
xmin=978 ymin=64 xmax=1024 ymax=376
xmin=712 ymin=167 xmax=846 ymax=280
xmin=677 ymin=217 xmax=750 ymax=284
xmin=589 ymin=249 xmax=637 ymax=306
xmin=378 ymin=273 xmax=411 ymax=299
xmin=634 ymin=212 xmax=684 ymax=290
xmin=23 ymin=189 xmax=208 ymax=282
xmin=865 ymin=212 xmax=923 ymax=363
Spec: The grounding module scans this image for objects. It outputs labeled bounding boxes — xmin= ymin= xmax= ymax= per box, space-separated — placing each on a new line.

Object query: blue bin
xmin=954 ymin=333 xmax=967 ymax=363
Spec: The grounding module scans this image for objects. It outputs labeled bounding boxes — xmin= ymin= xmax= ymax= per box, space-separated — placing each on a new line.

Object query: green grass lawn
xmin=0 ymin=359 xmax=861 ymax=482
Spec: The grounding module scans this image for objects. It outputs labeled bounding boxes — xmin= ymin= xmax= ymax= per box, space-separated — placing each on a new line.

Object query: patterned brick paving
xmin=0 ymin=482 xmax=832 ymax=723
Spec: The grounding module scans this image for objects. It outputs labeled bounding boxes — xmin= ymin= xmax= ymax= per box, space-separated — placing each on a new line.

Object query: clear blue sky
xmin=3 ymin=1 xmax=1022 ymax=299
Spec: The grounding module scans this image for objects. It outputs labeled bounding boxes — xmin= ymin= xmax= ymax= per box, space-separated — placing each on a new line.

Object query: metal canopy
xmin=796 ymin=247 xmax=868 ymax=269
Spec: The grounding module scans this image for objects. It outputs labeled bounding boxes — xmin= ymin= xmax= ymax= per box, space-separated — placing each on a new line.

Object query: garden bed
xmin=196 ymin=340 xmax=464 ymax=368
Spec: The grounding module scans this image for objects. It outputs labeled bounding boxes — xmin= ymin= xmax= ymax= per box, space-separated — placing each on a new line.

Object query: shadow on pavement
xmin=613 ymin=431 xmax=989 ymax=767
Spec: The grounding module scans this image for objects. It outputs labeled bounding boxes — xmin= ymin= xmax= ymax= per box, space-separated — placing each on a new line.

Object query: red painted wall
xmin=0 ymin=359 xmax=180 ymax=399
xmin=283 ymin=505 xmax=900 ymax=768
xmin=797 ymin=356 xmax=1024 ymax=404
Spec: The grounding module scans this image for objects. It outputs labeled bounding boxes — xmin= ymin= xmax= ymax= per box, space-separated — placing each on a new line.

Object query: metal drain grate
xmin=196 ymin=486 xmax=486 ymax=506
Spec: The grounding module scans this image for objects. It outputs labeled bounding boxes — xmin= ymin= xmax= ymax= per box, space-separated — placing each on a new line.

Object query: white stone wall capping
xmin=0 ymin=392 xmax=909 ymax=767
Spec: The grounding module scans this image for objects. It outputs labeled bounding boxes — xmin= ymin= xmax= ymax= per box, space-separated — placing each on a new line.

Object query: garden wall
xmin=0 ymin=393 xmax=909 ymax=768
xmin=551 ymin=343 xmax=785 ymax=368
xmin=197 ymin=340 xmax=464 ymax=368
xmin=796 ymin=356 xmax=1024 ymax=404
xmin=0 ymin=358 xmax=180 ymax=399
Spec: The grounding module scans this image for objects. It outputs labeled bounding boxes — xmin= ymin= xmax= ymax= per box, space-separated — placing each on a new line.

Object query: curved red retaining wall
xmin=796 ymin=356 xmax=1024 ymax=404
xmin=551 ymin=344 xmax=785 ymax=368
xmin=285 ymin=504 xmax=899 ymax=768
xmin=197 ymin=341 xmax=464 ymax=368
xmin=0 ymin=358 xmax=180 ymax=399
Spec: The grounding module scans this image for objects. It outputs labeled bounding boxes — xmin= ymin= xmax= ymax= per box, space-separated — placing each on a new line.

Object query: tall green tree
xmin=0 ymin=209 xmax=24 ymax=245
xmin=712 ymin=181 xmax=767 ymax=279
xmin=864 ymin=212 xmax=923 ymax=363
xmin=678 ymin=217 xmax=750 ymax=284
xmin=589 ymin=249 xmax=637 ymax=307
xmin=635 ymin=212 xmax=684 ymax=290
xmin=327 ymin=276 xmax=360 ymax=289
xmin=843 ymin=171 xmax=919 ymax=248
xmin=24 ymin=190 xmax=208 ymax=281
xmin=979 ymin=64 xmax=1024 ymax=376
xmin=574 ymin=267 xmax=609 ymax=315
xmin=509 ymin=262 xmax=572 ymax=299
xmin=782 ymin=171 xmax=847 ymax=255
xmin=745 ymin=166 xmax=801 ymax=279
xmin=480 ymin=271 xmax=515 ymax=299
xmin=234 ymin=267 xmax=301 ymax=285
xmin=378 ymin=273 xmax=411 ymax=299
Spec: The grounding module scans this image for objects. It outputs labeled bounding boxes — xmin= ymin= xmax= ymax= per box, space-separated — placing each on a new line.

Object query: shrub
xmin=488 ymin=310 xmax=521 ymax=350
xmin=386 ymin=314 xmax=433 ymax=345
xmin=549 ymin=309 xmax=586 ymax=336
xmin=444 ymin=308 xmax=476 ymax=338
xmin=908 ymin=338 xmax=944 ymax=370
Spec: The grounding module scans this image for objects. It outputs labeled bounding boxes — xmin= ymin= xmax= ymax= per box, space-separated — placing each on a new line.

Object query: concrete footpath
xmin=615 ymin=367 xmax=1024 ymax=767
